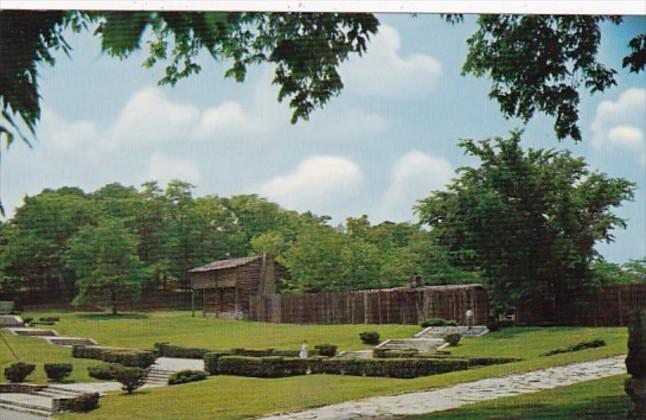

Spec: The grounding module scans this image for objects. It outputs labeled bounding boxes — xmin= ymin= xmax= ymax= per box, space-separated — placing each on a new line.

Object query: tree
xmin=416 ymin=131 xmax=635 ymax=318
xmin=450 ymin=15 xmax=644 ymax=141
xmin=66 ymin=218 xmax=144 ymax=314
xmin=0 ymin=11 xmax=378 ymax=146
xmin=2 ymin=12 xmax=643 ymax=149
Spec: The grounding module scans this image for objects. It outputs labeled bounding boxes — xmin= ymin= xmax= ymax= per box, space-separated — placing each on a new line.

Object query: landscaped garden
xmin=1 ymin=311 xmax=631 ymax=419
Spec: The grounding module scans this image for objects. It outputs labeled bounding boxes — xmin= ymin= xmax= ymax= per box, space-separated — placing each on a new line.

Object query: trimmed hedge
xmin=72 ymin=346 xmax=155 ymax=368
xmin=168 ymin=370 xmax=208 ymax=385
xmin=44 ymin=363 xmax=73 ymax=382
xmin=372 ymin=348 xmax=418 ymax=358
xmin=4 ymin=362 xmax=35 ymax=383
xmin=58 ymin=393 xmax=99 ymax=412
xmin=540 ymin=338 xmax=606 ymax=357
xmin=313 ymin=344 xmax=337 ymax=357
xmin=359 ymin=331 xmax=380 ymax=345
xmin=207 ymin=356 xmax=473 ymax=378
xmin=420 ymin=318 xmax=458 ymax=328
xmin=39 ymin=316 xmax=60 ymax=322
xmin=87 ymin=364 xmax=123 ymax=380
xmin=154 ymin=343 xmax=211 ymax=359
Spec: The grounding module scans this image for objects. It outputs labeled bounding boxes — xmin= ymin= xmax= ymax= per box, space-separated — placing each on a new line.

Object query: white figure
xmin=299 ymin=340 xmax=309 ymax=359
xmin=466 ymin=308 xmax=474 ymax=330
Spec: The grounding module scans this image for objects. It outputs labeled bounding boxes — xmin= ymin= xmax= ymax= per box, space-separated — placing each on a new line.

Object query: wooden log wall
xmin=516 ymin=284 xmax=646 ymax=326
xmin=249 ymin=284 xmax=489 ymax=325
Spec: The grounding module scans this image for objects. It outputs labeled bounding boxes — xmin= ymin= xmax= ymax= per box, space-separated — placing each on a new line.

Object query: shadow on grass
xmin=409 ymin=395 xmax=630 ymax=419
xmin=75 ymin=313 xmax=149 ymax=321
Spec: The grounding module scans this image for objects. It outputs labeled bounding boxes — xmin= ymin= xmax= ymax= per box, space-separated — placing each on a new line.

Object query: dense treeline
xmin=0 ymin=180 xmax=475 ymax=309
xmin=1 ymin=134 xmax=643 ymax=315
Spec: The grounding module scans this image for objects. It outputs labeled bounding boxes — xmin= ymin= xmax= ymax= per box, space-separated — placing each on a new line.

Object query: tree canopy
xmin=1 ymin=11 xmax=643 ymax=148
xmin=416 ymin=131 xmax=636 ymax=317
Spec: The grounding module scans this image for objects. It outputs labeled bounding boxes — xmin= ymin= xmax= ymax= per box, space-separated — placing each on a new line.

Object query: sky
xmin=3 ymin=14 xmax=645 ymax=263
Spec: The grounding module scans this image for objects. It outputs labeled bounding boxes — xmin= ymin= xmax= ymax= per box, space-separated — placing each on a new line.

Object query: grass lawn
xmin=0 ymin=311 xmax=628 ymax=419
xmin=407 ymin=374 xmax=631 ymax=419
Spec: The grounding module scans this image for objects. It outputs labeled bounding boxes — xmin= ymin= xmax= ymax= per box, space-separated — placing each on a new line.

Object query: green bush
xmin=203 ymin=352 xmax=232 ymax=375
xmin=359 ymin=331 xmax=380 ymax=345
xmin=22 ymin=317 xmax=33 ymax=325
xmin=154 ymin=343 xmax=211 ymax=359
xmin=372 ymin=348 xmax=418 ymax=358
xmin=313 ymin=344 xmax=337 ymax=357
xmin=72 ymin=346 xmax=155 ymax=368
xmin=167 ymin=370 xmax=208 ymax=385
xmin=44 ymin=363 xmax=73 ymax=382
xmin=87 ymin=364 xmax=123 ymax=380
xmin=540 ymin=338 xmax=606 ymax=357
xmin=114 ymin=366 xmax=145 ymax=394
xmin=626 ymin=309 xmax=645 ymax=379
xmin=208 ymin=355 xmax=477 ymax=379
xmin=420 ymin=318 xmax=458 ymax=328
xmin=4 ymin=362 xmax=35 ymax=383
xmin=444 ymin=333 xmax=461 ymax=347
xmin=58 ymin=393 xmax=99 ymax=412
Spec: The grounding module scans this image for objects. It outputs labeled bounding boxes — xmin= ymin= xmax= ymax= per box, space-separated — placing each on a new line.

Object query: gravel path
xmin=259 ymin=355 xmax=626 ymax=420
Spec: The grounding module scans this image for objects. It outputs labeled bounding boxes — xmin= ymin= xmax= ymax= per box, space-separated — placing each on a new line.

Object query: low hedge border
xmin=168 ymin=370 xmax=208 ymax=385
xmin=72 ymin=346 xmax=155 ymax=368
xmin=55 ymin=393 xmax=100 ymax=412
xmin=203 ymin=354 xmax=520 ymax=379
xmin=157 ymin=343 xmax=323 ymax=360
xmin=540 ymin=338 xmax=606 ymax=357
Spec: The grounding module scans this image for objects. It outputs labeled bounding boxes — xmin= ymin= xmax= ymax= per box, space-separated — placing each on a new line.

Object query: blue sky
xmin=3 ymin=14 xmax=645 ymax=262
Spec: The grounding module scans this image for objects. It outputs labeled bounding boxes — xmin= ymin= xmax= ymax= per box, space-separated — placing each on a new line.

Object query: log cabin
xmin=189 ymin=253 xmax=288 ymax=319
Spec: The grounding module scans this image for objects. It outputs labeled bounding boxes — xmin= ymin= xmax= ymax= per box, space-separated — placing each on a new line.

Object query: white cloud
xmin=591 ymin=88 xmax=646 ymax=165
xmin=146 ymin=153 xmax=201 ymax=184
xmin=257 ymin=156 xmax=363 ymax=212
xmin=38 ymin=109 xmax=98 ymax=149
xmin=109 ymin=87 xmax=200 ymax=145
xmin=341 ymin=24 xmax=442 ymax=98
xmin=378 ymin=150 xmax=454 ymax=222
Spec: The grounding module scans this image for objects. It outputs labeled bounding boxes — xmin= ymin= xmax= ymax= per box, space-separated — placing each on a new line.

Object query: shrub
xmin=168 ymin=370 xmax=208 ymax=385
xmin=58 ymin=393 xmax=99 ymax=412
xmin=444 ymin=333 xmax=462 ymax=347
xmin=313 ymin=344 xmax=337 ymax=357
xmin=114 ymin=366 xmax=145 ymax=394
xmin=204 ymin=352 xmax=231 ymax=375
xmin=44 ymin=363 xmax=73 ymax=382
xmin=420 ymin=318 xmax=458 ymax=328
xmin=372 ymin=348 xmax=418 ymax=358
xmin=359 ymin=331 xmax=380 ymax=345
xmin=626 ymin=310 xmax=645 ymax=379
xmin=72 ymin=346 xmax=155 ymax=368
xmin=540 ymin=338 xmax=606 ymax=357
xmin=485 ymin=317 xmax=500 ymax=332
xmin=154 ymin=343 xmax=210 ymax=359
xmin=87 ymin=364 xmax=123 ymax=380
xmin=4 ymin=362 xmax=35 ymax=383
xmin=22 ymin=317 xmax=33 ymax=325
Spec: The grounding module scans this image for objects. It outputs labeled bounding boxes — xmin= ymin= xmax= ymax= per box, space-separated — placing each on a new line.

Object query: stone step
xmin=33 ymin=388 xmax=85 ymax=399
xmin=0 ymin=402 xmax=53 ymax=418
xmin=7 ymin=328 xmax=58 ymax=337
xmin=0 ymin=393 xmax=54 ymax=415
xmin=415 ymin=326 xmax=489 ymax=339
xmin=42 ymin=336 xmax=97 ymax=346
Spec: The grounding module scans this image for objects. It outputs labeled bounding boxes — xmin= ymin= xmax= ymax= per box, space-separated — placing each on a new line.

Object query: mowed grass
xmin=407 ymin=374 xmax=631 ymax=419
xmin=0 ymin=312 xmax=616 ymax=420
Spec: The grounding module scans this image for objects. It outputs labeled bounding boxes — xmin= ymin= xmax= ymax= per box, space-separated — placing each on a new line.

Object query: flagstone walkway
xmin=259 ymin=355 xmax=626 ymax=420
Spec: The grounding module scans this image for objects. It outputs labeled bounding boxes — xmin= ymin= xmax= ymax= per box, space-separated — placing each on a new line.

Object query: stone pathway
xmin=258 ymin=355 xmax=626 ymax=420
xmin=3 ymin=316 xmax=97 ymax=347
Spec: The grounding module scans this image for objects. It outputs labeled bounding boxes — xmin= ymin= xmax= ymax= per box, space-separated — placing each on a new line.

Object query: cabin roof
xmin=188 ymin=255 xmax=261 ymax=273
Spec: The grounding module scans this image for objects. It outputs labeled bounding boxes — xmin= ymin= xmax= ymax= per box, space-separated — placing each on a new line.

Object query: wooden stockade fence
xmin=249 ymin=284 xmax=489 ymax=325
xmin=516 ymin=284 xmax=646 ymax=326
